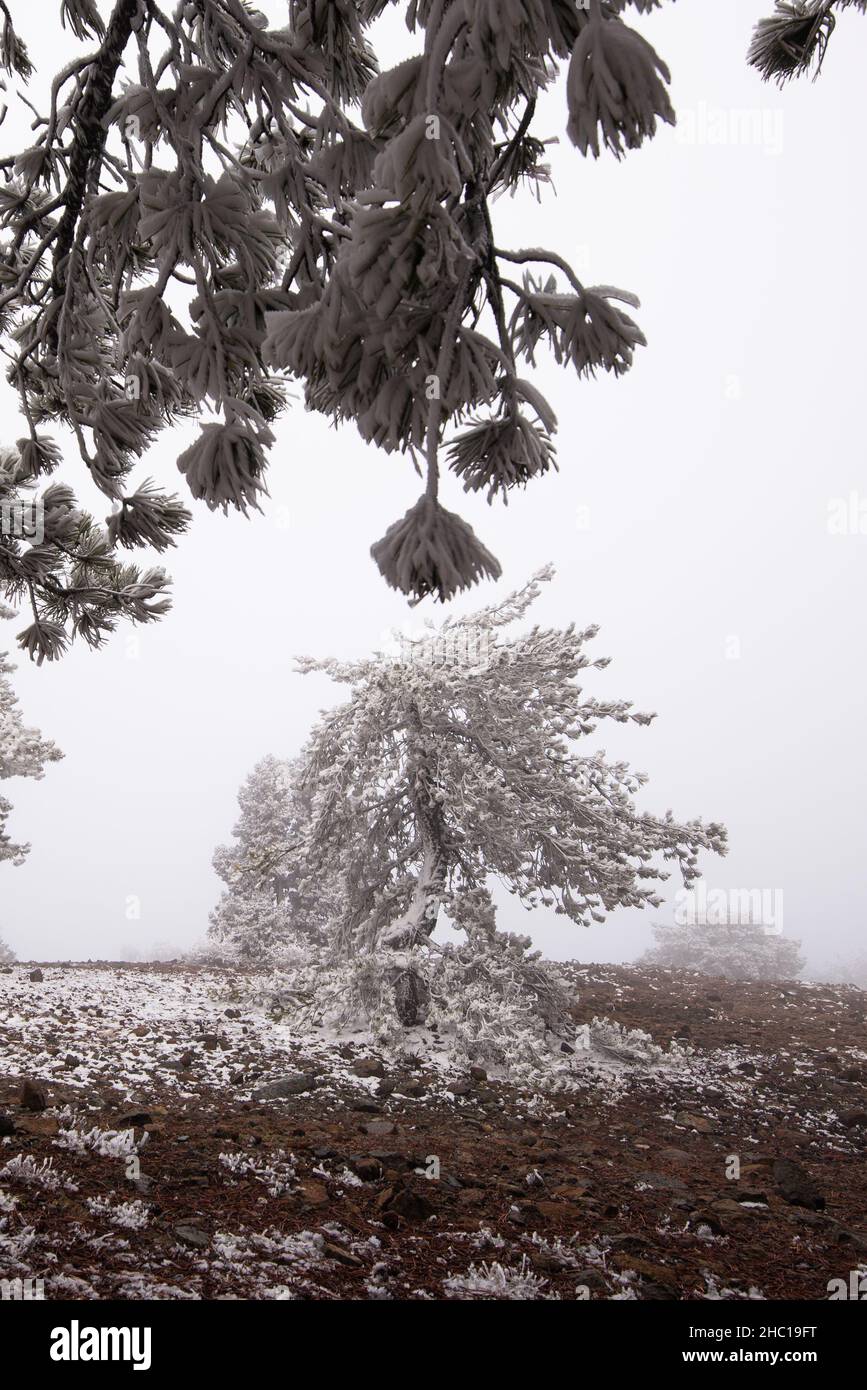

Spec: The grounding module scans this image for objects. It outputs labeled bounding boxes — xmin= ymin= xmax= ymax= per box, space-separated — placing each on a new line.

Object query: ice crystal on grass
xmin=0 ymin=1153 xmax=61 ymax=1189
xmin=443 ymin=1256 xmax=553 ymax=1300
xmin=86 ymin=1197 xmax=151 ymax=1231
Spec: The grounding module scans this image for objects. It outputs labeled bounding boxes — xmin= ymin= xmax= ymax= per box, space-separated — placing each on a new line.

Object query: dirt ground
xmin=1 ymin=961 xmax=865 ymax=1300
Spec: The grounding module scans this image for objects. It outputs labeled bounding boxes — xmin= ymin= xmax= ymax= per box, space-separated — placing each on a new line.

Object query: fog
xmin=2 ymin=0 xmax=864 ymax=976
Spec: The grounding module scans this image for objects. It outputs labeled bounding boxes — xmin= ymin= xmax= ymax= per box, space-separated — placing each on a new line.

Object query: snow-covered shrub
xmin=0 ymin=934 xmax=16 ymax=963
xmin=641 ymin=918 xmax=804 ymax=982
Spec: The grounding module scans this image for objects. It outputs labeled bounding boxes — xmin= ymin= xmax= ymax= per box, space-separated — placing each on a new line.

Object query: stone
xmin=657 ymin=1148 xmax=692 ymax=1168
xmin=174 ymin=1224 xmax=210 ymax=1249
xmin=20 ymin=1079 xmax=47 ymax=1111
xmin=252 ymin=1074 xmax=316 ymax=1099
xmin=379 ymin=1184 xmax=433 ymax=1221
xmin=675 ymin=1111 xmax=716 ymax=1134
xmin=364 ymin=1119 xmax=396 ymax=1137
xmin=0 ymin=1112 xmax=16 ymax=1136
xmin=351 ymin=1058 xmax=385 ymax=1079
xmin=773 ymin=1158 xmax=824 ymax=1210
xmin=28 ymin=969 xmax=43 ymax=983
xmin=839 ymin=1109 xmax=867 ymax=1129
xmin=298 ymin=1180 xmax=329 ymax=1206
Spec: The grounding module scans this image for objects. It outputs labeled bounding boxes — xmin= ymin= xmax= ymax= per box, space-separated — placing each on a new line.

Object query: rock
xmin=839 ymin=1109 xmax=867 ymax=1129
xmin=469 ymin=1066 xmax=488 ymax=1082
xmin=376 ymin=1079 xmax=396 ymax=1098
xmin=711 ymin=1198 xmax=748 ymax=1219
xmin=117 ymin=1111 xmax=152 ymax=1128
xmin=675 ymin=1111 xmax=717 ymax=1134
xmin=252 ymin=1074 xmax=316 ymax=1099
xmin=393 ymin=1080 xmax=426 ymax=1098
xmin=350 ymin=1098 xmax=382 ymax=1114
xmin=657 ymin=1148 xmax=692 ymax=1168
xmin=173 ymin=1224 xmax=210 ymax=1249
xmin=609 ymin=1233 xmax=653 ymax=1255
xmin=19 ymin=1079 xmax=47 ymax=1111
xmin=298 ymin=1180 xmax=329 ymax=1206
xmin=378 ymin=1184 xmax=433 ymax=1222
xmin=574 ymin=1267 xmax=609 ymax=1296
xmin=178 ymin=1050 xmax=195 ymax=1070
xmin=447 ymin=1079 xmax=471 ymax=1097
xmin=63 ymin=1054 xmax=81 ymax=1069
xmin=28 ymin=968 xmax=43 ymax=983
xmin=0 ymin=1112 xmax=16 ymax=1136
xmin=773 ymin=1158 xmax=824 ymax=1210
xmin=640 ymin=1281 xmax=679 ymax=1300
xmin=612 ymin=1255 xmax=679 ymax=1291
xmin=736 ymin=1061 xmax=757 ymax=1075
xmin=349 ymin=1156 xmax=382 ymax=1182
xmin=551 ymin=1183 xmax=592 ymax=1200
xmin=351 ymin=1058 xmax=385 ymax=1079
xmin=225 ymin=1008 xmax=241 ymax=1019
xmin=688 ymin=1209 xmax=726 ymax=1235
xmin=842 ymin=1066 xmax=865 ymax=1084
xmin=364 ymin=1119 xmax=396 ymax=1137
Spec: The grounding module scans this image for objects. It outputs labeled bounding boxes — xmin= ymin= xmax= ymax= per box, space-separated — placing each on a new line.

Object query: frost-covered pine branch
xmin=747 ymin=1 xmax=865 ymax=86
xmin=0 ymin=0 xmax=681 ymax=636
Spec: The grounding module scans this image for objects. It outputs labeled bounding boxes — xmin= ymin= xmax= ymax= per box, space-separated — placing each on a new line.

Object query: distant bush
xmin=641 ymin=918 xmax=804 ymax=982
xmin=0 ymin=934 xmax=16 ymax=964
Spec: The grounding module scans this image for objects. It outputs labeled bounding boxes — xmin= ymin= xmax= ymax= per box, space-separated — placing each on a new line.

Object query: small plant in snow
xmin=0 ymin=1153 xmax=61 ymax=1189
xmin=444 ymin=1255 xmax=552 ymax=1301
xmin=54 ymin=1126 xmax=139 ymax=1160
xmin=218 ymin=1149 xmax=297 ymax=1198
xmin=86 ymin=1196 xmax=150 ymax=1231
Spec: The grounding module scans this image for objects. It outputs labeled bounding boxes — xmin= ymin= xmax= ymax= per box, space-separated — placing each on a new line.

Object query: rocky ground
xmin=1 ymin=960 xmax=866 ymax=1301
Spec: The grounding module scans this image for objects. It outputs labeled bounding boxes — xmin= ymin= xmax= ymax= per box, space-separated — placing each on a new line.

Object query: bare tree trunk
xmin=379 ymin=700 xmax=447 ymax=1022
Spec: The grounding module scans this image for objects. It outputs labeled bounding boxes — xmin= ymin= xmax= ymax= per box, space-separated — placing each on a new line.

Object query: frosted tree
xmin=208 ymin=753 xmax=328 ymax=960
xmin=0 ymin=605 xmax=62 ymax=864
xmin=641 ymin=917 xmax=805 ymax=982
xmin=748 ymin=1 xmax=866 ymax=85
xmin=0 ymin=0 xmax=679 ymax=647
xmin=291 ymin=566 xmax=727 ymax=1024
xmin=0 ymin=933 xmax=16 ymax=962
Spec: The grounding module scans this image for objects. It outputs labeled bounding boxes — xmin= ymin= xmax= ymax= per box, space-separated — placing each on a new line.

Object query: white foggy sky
xmin=1 ymin=1 xmax=864 ymax=973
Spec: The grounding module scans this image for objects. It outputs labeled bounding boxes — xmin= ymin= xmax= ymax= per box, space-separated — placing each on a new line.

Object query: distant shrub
xmin=641 ymin=918 xmax=804 ymax=982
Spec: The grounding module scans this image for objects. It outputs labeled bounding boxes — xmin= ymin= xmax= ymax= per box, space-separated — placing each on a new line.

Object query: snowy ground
xmin=1 ymin=962 xmax=866 ymax=1300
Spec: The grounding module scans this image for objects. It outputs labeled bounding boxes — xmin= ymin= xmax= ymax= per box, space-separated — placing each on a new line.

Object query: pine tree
xmin=0 ymin=0 xmax=682 ymax=651
xmin=641 ymin=917 xmax=805 ymax=982
xmin=208 ymin=753 xmax=328 ymax=960
xmin=0 ymin=603 xmax=62 ymax=864
xmin=289 ymin=566 xmax=727 ymax=1024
